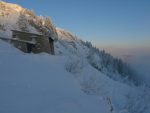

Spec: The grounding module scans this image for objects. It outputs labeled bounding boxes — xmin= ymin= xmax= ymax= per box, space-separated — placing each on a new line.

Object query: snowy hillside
xmin=0 ymin=1 xmax=57 ymax=39
xmin=1 ymin=37 xmax=150 ymax=113
xmin=0 ymin=1 xmax=150 ymax=113
xmin=0 ymin=40 xmax=109 ymax=113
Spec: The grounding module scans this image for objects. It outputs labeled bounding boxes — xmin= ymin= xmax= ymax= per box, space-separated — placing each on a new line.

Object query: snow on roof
xmin=0 ymin=36 xmax=36 ymax=45
xmin=12 ymin=30 xmax=54 ymax=41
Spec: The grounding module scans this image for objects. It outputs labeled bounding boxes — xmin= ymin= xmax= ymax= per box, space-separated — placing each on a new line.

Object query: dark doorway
xmin=48 ymin=37 xmax=54 ymax=54
xmin=26 ymin=43 xmax=34 ymax=53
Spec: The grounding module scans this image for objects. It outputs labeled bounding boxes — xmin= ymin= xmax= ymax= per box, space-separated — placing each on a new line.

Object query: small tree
xmin=17 ymin=13 xmax=29 ymax=32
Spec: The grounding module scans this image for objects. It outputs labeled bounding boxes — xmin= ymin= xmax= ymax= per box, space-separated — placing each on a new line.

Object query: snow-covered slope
xmin=1 ymin=36 xmax=150 ymax=113
xmin=0 ymin=1 xmax=57 ymax=39
xmin=55 ymin=29 xmax=137 ymax=85
xmin=0 ymin=40 xmax=109 ymax=113
xmin=0 ymin=1 xmax=150 ymax=113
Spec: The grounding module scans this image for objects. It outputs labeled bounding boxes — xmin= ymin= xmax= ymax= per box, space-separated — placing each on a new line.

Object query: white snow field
xmin=0 ymin=40 xmax=150 ymax=113
xmin=0 ymin=40 xmax=111 ymax=113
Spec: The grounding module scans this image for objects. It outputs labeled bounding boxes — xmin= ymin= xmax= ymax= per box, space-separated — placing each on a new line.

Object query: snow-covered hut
xmin=11 ymin=30 xmax=54 ymax=54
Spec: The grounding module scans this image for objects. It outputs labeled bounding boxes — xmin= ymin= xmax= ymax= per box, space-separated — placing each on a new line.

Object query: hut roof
xmin=0 ymin=36 xmax=36 ymax=44
xmin=11 ymin=30 xmax=54 ymax=41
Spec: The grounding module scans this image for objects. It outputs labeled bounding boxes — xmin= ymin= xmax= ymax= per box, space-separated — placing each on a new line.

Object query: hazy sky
xmin=5 ymin=0 xmax=150 ymax=49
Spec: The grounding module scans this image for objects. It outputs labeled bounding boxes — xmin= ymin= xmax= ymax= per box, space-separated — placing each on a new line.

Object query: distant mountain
xmin=0 ymin=1 xmax=150 ymax=113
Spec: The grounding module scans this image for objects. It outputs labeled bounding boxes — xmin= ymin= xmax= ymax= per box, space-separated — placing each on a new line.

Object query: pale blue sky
xmin=5 ymin=0 xmax=150 ymax=49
